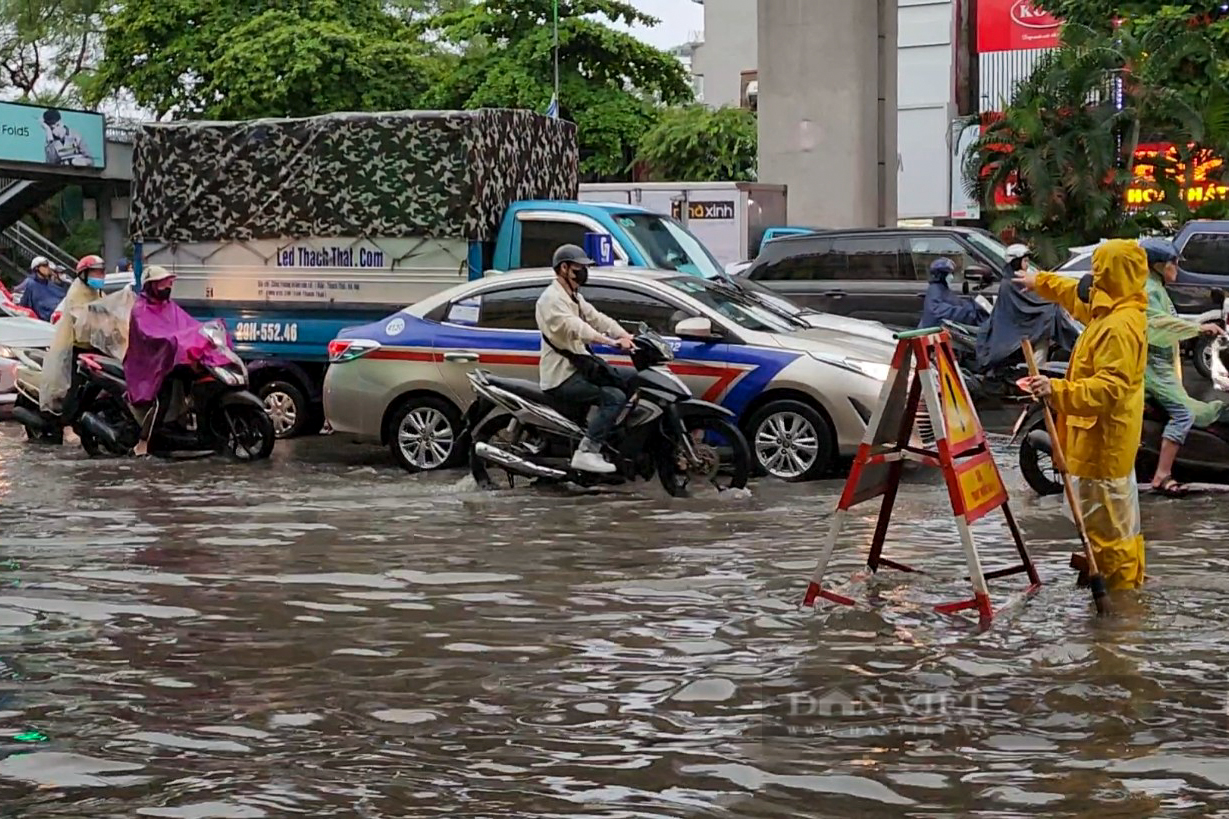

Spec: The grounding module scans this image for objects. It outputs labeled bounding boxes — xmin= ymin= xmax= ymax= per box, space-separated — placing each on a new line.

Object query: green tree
xmin=422 ymin=0 xmax=693 ymax=179
xmin=0 ymin=0 xmax=101 ymax=104
xmin=963 ymin=46 xmax=1140 ymax=266
xmin=633 ymin=105 xmax=757 ymax=182
xmin=89 ymin=0 xmax=440 ymax=118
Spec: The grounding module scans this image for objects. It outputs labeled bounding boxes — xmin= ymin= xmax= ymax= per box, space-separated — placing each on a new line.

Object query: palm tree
xmin=964 ymin=43 xmax=1137 ymax=266
xmin=963 ymin=21 xmax=1229 ymax=264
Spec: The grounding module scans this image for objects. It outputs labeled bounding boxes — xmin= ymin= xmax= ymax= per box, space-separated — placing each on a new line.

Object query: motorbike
xmin=12 ymin=349 xmax=93 ymax=447
xmin=943 ymin=318 xmax=1071 ymax=405
xmin=464 ymin=323 xmax=752 ymax=497
xmin=1014 ymin=294 xmax=1229 ymax=496
xmin=69 ymin=320 xmax=275 ymax=460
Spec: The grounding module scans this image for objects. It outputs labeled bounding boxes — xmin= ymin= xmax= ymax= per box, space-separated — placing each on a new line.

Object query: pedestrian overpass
xmin=0 ymin=124 xmax=135 ymax=278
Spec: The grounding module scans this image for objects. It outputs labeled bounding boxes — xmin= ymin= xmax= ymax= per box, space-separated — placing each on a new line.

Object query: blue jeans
xmin=547 ymin=371 xmax=628 ymax=445
xmin=1155 ymin=394 xmax=1195 ymax=445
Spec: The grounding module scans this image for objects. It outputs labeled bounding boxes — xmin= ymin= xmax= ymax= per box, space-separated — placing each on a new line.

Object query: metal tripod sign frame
xmin=801 ymin=328 xmax=1041 ymax=625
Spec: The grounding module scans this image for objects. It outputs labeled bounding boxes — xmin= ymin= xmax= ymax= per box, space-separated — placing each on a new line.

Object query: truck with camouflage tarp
xmin=129 ymin=109 xmax=731 ymax=437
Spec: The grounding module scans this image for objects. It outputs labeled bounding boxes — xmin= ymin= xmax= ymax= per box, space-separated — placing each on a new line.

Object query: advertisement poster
xmin=0 ymin=101 xmax=106 ymax=169
xmin=977 ymin=0 xmax=1062 ymax=53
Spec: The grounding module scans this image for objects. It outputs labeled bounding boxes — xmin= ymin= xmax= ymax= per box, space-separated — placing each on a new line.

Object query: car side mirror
xmin=675 ymin=316 xmax=720 ymax=340
xmin=966 ymin=264 xmax=993 ymax=285
xmin=1212 ymin=287 xmax=1226 ymax=303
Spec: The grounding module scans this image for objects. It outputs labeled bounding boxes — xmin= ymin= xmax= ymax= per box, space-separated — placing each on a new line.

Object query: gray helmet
xmin=552 ymin=244 xmax=595 ymax=271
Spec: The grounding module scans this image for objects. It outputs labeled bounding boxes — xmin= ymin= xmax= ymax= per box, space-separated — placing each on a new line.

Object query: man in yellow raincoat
xmin=1014 ymin=239 xmax=1148 ymax=591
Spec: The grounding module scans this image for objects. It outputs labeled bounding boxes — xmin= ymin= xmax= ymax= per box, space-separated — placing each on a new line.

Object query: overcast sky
xmin=616 ymin=0 xmax=704 ymax=49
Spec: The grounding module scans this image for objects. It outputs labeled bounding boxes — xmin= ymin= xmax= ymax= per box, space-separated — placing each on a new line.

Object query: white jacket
xmin=535 ymin=279 xmax=625 ymax=390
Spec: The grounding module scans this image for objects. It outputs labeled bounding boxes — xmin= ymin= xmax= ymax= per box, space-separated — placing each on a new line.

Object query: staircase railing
xmin=3 ymin=221 xmax=76 ymax=271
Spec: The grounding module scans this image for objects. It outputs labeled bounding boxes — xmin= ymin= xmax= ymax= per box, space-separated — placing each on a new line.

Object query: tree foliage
xmin=0 ymin=0 xmax=101 ymax=104
xmin=634 ymin=105 xmax=757 ymax=182
xmin=965 ymin=6 xmax=1229 ymax=260
xmin=964 ymin=46 xmax=1140 ymax=266
xmin=90 ymin=0 xmax=439 ymax=118
xmin=421 ymin=0 xmax=693 ymax=178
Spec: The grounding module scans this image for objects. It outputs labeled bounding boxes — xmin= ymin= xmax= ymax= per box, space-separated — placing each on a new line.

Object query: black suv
xmin=736 ymin=227 xmax=1009 ymax=328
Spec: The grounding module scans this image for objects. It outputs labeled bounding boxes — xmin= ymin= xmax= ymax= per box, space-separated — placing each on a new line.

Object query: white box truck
xmin=578 ymin=182 xmax=789 ymax=267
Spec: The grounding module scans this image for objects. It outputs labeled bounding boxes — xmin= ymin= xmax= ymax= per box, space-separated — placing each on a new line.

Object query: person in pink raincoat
xmin=124 ymin=265 xmax=232 ymax=456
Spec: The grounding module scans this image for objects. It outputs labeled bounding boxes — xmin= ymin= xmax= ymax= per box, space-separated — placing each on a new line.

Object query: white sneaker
xmin=571 ymin=448 xmax=616 ymax=474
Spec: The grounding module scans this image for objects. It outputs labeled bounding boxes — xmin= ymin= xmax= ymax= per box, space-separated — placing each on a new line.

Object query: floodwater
xmin=1 ymin=426 xmax=1228 ymax=818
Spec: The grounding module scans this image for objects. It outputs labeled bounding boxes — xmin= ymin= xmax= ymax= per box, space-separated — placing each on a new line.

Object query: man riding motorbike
xmin=17 ymin=256 xmax=67 ymax=321
xmin=40 ymin=254 xmax=130 ymax=418
xmin=976 ymin=242 xmax=1079 ymax=372
xmin=1138 ymin=237 xmax=1229 ymax=496
xmin=124 ymin=265 xmax=234 ymax=457
xmin=536 ymin=243 xmax=635 ymax=474
xmin=918 ymin=257 xmax=985 ymax=330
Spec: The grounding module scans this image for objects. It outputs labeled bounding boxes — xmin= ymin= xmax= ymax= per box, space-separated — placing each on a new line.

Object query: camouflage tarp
xmin=130 ymin=109 xmax=579 ymax=243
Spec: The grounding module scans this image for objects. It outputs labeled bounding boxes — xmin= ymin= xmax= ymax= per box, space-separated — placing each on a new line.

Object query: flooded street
xmin=2 ymin=425 xmax=1229 ymax=817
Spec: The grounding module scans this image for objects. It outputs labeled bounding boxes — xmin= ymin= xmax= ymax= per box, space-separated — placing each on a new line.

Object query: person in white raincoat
xmin=40 ymin=254 xmax=134 ymax=415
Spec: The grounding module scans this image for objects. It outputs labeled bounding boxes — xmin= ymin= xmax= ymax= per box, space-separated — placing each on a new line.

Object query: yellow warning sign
xmin=955 ymin=452 xmax=1008 ymax=522
xmin=934 ymin=345 xmax=980 ymax=454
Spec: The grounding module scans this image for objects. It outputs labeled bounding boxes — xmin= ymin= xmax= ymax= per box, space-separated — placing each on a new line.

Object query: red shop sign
xmin=977 ymin=0 xmax=1062 ymax=53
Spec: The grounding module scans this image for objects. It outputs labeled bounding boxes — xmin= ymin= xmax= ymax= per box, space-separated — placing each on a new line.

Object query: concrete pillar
xmin=756 ymin=0 xmax=898 ymax=228
xmin=98 ymin=183 xmax=125 ymax=269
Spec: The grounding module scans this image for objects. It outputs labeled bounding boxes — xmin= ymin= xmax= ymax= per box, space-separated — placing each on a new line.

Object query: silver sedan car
xmin=324 ymin=268 xmax=898 ymax=481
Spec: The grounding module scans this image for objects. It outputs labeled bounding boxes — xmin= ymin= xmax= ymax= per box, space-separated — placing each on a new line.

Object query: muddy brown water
xmin=1 ymin=425 xmax=1228 ymax=817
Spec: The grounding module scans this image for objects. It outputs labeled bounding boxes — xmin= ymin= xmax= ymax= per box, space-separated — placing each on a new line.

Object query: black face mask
xmin=571 ymin=265 xmax=589 ymax=287
xmin=145 ymin=283 xmax=173 ymax=302
xmin=1077 ymin=273 xmax=1094 ymax=304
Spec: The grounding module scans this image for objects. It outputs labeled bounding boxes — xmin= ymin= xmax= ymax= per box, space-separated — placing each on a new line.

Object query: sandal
xmin=1152 ymin=476 xmax=1189 ymax=498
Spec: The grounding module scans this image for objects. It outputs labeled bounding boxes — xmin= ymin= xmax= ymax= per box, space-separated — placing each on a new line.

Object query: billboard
xmin=0 ymin=101 xmax=105 ymax=169
xmin=977 ymin=0 xmax=1062 ymax=53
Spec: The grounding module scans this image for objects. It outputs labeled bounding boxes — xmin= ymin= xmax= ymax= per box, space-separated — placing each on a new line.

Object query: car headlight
xmin=809 ymin=352 xmax=891 ymax=382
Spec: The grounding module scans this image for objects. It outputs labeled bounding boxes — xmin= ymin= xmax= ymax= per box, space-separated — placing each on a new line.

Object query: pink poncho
xmin=123 ymin=295 xmax=233 ymax=404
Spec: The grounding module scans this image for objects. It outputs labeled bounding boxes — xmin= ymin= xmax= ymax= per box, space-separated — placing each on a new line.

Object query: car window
xmin=582 ymin=285 xmax=692 ymax=335
xmin=1058 ymin=252 xmax=1093 ymax=272
xmin=831 ymin=236 xmax=907 ymax=280
xmin=748 ymin=239 xmax=838 ymax=281
xmin=450 ymin=285 xmax=545 ymax=330
xmin=907 ymin=236 xmax=977 ymax=282
xmin=1180 ymin=232 xmax=1229 ymax=276
xmin=664 ymin=277 xmax=798 ymax=333
xmin=519 ymin=220 xmax=592 ymax=268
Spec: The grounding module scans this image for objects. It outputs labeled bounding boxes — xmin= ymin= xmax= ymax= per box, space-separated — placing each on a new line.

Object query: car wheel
xmin=1192 ymin=334 xmax=1216 ymax=379
xmin=388 ymin=396 xmax=464 ymax=473
xmin=259 ymin=380 xmax=310 ymax=439
xmin=746 ymin=399 xmax=833 ymax=482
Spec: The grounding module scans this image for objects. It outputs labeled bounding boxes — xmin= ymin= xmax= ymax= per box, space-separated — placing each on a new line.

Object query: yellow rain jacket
xmin=1033 ymin=239 xmax=1148 ymax=591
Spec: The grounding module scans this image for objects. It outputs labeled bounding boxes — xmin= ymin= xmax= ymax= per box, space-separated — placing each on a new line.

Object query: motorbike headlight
xmin=810 ymin=353 xmax=891 ymax=382
xmin=210 ymin=365 xmax=242 ymax=386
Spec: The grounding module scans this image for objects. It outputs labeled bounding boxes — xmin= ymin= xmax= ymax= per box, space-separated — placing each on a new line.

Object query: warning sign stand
xmin=801 ymin=328 xmax=1040 ymax=625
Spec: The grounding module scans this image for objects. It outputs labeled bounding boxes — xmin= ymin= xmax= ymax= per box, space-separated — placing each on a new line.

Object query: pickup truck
xmin=129 ymin=110 xmax=731 ymax=438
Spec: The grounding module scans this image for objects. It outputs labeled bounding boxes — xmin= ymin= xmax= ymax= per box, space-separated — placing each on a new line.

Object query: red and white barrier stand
xmin=801 ymin=328 xmax=1040 ymax=625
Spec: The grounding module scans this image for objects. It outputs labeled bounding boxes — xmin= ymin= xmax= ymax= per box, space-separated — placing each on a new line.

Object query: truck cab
xmin=488 ymin=201 xmax=727 ymax=280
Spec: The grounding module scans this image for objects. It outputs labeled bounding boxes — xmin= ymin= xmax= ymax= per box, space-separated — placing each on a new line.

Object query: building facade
xmin=688 ymin=0 xmax=1055 ymax=223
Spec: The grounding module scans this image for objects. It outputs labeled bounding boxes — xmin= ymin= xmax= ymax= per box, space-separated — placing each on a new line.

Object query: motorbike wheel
xmin=1193 ymin=334 xmax=1216 ymax=380
xmin=657 ymin=417 xmax=751 ymax=498
xmin=1018 ymin=423 xmax=1064 ymax=497
xmin=217 ymin=404 xmax=276 ymax=461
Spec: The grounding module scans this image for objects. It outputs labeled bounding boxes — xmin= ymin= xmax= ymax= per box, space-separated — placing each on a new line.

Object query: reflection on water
xmin=2 ymin=428 xmax=1229 ymax=816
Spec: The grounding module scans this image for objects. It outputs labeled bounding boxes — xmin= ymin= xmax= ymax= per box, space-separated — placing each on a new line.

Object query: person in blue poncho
xmin=918 ymin=257 xmax=985 ymax=330
xmin=18 ymin=256 xmax=67 ymax=321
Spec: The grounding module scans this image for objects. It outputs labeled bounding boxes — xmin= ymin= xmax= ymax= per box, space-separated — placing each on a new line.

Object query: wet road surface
xmin=2 ymin=425 xmax=1228 ymax=817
